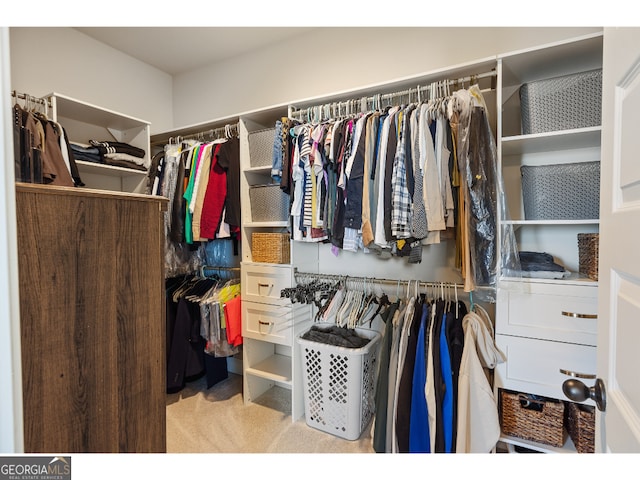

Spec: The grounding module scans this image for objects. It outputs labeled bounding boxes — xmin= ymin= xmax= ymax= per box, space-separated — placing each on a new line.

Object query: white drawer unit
xmin=495 ymin=334 xmax=597 ymax=404
xmin=242 ymin=301 xmax=293 ymax=346
xmin=242 ymin=263 xmax=292 ymax=306
xmin=495 ymin=280 xmax=599 ymax=453
xmin=497 ymin=281 xmax=598 ymax=346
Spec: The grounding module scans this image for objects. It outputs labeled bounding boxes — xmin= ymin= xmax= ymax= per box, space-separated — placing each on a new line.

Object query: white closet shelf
xmin=48 ymin=92 xmax=150 ymax=131
xmin=503 ymin=219 xmax=600 ymax=226
xmin=244 ymin=354 xmax=292 ymax=384
xmin=244 ymin=166 xmax=272 ymax=174
xmin=500 ymin=275 xmax=598 ymax=287
xmin=501 ymin=126 xmax=601 ymax=156
xmin=76 ymin=160 xmax=148 ymax=177
xmin=499 ymin=433 xmax=577 ymax=454
xmin=244 ymin=221 xmax=289 ymax=228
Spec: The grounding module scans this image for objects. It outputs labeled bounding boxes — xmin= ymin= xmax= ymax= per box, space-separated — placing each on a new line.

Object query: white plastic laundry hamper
xmin=297 ymin=325 xmax=381 ymax=441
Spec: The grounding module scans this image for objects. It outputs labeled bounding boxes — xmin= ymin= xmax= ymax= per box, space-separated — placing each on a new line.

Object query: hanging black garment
xmin=431 ymin=299 xmax=446 ymax=453
xmin=170 ymin=148 xmax=189 ymax=243
xmin=166 ymin=296 xmax=206 ymax=393
xmin=13 ymin=104 xmax=27 ymax=182
xmin=146 ymin=150 xmax=165 ymax=194
xmin=372 ymin=301 xmax=399 ymax=453
xmin=343 ymin=115 xmax=369 ymax=230
xmin=466 ymin=106 xmax=498 ymax=286
xmin=216 ymin=137 xmax=241 ymax=228
xmin=165 ymin=276 xmax=231 ymax=393
xmin=395 ymin=297 xmax=424 ymax=452
xmin=331 ymin=121 xmax=351 ymax=248
xmin=14 ymin=106 xmax=44 ymax=184
xmin=447 ymin=300 xmax=467 ymax=449
xmin=383 ymin=114 xmax=398 ymax=241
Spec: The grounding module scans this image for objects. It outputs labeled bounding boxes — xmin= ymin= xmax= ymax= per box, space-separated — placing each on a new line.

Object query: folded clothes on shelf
xmin=517 ymin=251 xmax=571 ymax=279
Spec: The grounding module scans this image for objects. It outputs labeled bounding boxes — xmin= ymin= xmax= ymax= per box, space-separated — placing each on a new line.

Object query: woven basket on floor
xmin=565 ymin=401 xmax=596 ymax=453
xmin=252 ymin=232 xmax=290 ymax=264
xmin=500 ymin=390 xmax=565 ymax=448
xmin=578 ymin=233 xmax=599 ymax=281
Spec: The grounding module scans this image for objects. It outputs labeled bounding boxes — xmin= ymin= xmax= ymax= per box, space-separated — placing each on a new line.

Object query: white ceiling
xmin=74 ymin=27 xmax=312 ymax=76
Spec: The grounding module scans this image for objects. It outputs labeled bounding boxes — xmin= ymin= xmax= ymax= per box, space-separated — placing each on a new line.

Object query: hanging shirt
xmin=183 ymin=145 xmax=204 ymax=244
xmin=439 ymin=309 xmax=454 ymax=453
xmin=290 ymin=130 xmax=306 ymax=241
xmin=435 ymin=111 xmax=455 ymax=228
xmin=374 ymin=107 xmax=398 ymax=248
xmin=456 ymin=306 xmax=505 ymax=453
xmin=361 ymin=112 xmax=380 ymax=247
xmin=391 ymin=112 xmax=412 ymax=239
xmin=409 ymin=303 xmax=430 ymax=453
xmin=410 ymin=107 xmax=427 ymax=239
xmin=386 ymin=304 xmax=405 ymax=452
xmin=216 ymin=137 xmax=241 ymax=228
xmin=200 ymin=144 xmax=226 ymax=239
xmin=391 ymin=295 xmax=416 ymax=453
xmin=420 ymin=104 xmax=445 ymax=239
xmin=395 ymin=298 xmax=423 ymax=452
xmin=224 ymin=294 xmax=242 ymax=347
xmin=191 ymin=143 xmax=214 ymax=240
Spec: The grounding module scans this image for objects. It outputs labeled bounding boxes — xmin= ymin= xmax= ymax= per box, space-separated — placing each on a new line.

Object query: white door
xmin=0 ymin=26 xmax=24 ymax=453
xmin=596 ymin=27 xmax=640 ymax=453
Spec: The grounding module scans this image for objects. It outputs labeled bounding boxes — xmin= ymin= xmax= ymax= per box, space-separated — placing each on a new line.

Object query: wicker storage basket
xmin=565 ymin=402 xmax=596 ymax=453
xmin=578 ymin=233 xmax=599 ymax=280
xmin=252 ymin=232 xmax=290 ymax=264
xmin=248 ymin=127 xmax=276 ymax=168
xmin=521 ymin=161 xmax=600 ymax=220
xmin=520 ymin=69 xmax=602 ymax=135
xmin=249 ymin=184 xmax=290 ymax=222
xmin=500 ymin=390 xmax=566 ymax=448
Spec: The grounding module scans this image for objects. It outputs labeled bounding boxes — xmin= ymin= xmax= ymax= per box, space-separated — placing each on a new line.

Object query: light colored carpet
xmin=166 ymin=373 xmax=375 ymax=454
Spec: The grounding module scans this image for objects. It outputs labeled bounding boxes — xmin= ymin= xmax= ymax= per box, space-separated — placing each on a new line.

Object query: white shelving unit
xmin=239 ymin=111 xmax=318 ymax=422
xmin=495 ymin=33 xmax=603 ymax=453
xmin=47 ymin=92 xmax=151 ymax=192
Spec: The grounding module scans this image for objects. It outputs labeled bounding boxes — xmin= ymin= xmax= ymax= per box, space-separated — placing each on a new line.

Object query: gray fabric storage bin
xmin=521 ymin=161 xmax=600 ymax=220
xmin=249 ymin=184 xmax=290 ymax=222
xmin=248 ymin=128 xmax=276 ymax=168
xmin=520 ymin=69 xmax=602 ymax=135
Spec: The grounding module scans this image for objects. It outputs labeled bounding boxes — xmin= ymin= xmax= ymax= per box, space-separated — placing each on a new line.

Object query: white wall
xmin=172 ymin=26 xmax=602 ymax=127
xmin=9 ymin=27 xmax=174 ymax=134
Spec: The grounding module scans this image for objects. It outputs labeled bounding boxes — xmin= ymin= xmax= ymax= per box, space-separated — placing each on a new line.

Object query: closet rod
xmin=11 ymin=90 xmax=52 ymax=108
xmin=287 ymin=69 xmax=497 ymax=121
xmin=153 ymin=122 xmax=240 ymax=147
xmin=200 ymin=265 xmax=241 ymax=277
xmin=293 ymin=269 xmax=468 ymax=291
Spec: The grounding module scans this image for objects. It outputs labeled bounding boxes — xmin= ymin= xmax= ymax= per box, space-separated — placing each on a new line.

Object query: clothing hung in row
xmin=371 ymin=295 xmax=504 ymax=454
xmin=283 ymin=277 xmax=504 ymax=453
xmin=165 ymin=274 xmax=242 ymax=393
xmin=276 ymin=85 xmax=500 ymax=292
xmin=12 ymin=101 xmax=83 ymax=187
xmin=147 ymin=135 xmax=241 ymax=278
xmin=70 ymin=139 xmax=148 ymax=171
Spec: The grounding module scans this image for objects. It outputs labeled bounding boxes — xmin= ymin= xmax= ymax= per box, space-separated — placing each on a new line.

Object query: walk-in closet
xmin=2 ymin=25 xmax=640 ymax=459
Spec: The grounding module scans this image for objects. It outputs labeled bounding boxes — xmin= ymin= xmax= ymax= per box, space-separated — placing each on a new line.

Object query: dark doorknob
xmin=562 ymin=377 xmax=607 ymax=412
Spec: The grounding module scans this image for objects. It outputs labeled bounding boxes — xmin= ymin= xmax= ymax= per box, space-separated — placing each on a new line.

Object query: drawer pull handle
xmin=561 ymin=311 xmax=597 ymax=319
xmin=560 ymin=368 xmax=597 ymax=380
xmin=258 ymin=320 xmax=274 ymax=326
xmin=258 ymin=283 xmax=273 ymax=289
